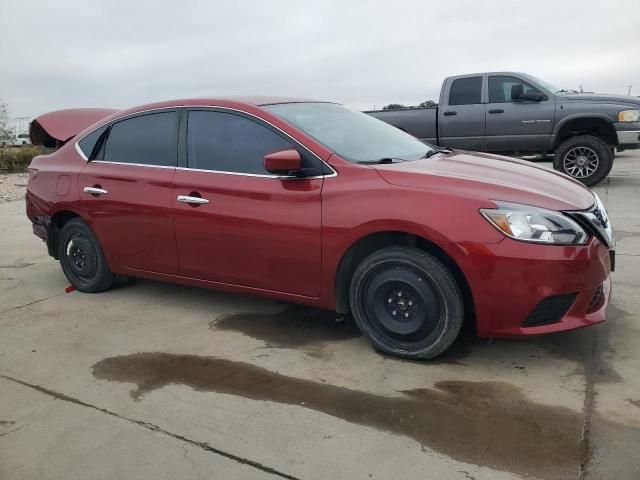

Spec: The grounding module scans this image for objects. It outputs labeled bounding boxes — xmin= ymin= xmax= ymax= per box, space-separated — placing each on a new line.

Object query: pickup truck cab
xmin=368 ymin=72 xmax=640 ymax=186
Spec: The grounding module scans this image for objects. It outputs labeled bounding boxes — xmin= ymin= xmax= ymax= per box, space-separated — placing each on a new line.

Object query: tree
xmin=0 ymin=100 xmax=12 ymax=144
xmin=382 ymin=103 xmax=406 ymax=110
xmin=419 ymin=100 xmax=437 ymax=108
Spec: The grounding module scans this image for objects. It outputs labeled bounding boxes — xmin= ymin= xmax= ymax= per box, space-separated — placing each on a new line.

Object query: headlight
xmin=480 ymin=202 xmax=588 ymax=245
xmin=618 ymin=110 xmax=640 ymax=122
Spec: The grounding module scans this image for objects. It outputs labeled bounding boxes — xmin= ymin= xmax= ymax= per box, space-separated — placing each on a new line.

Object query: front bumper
xmin=614 ymin=122 xmax=640 ymax=148
xmin=454 ymin=236 xmax=612 ymax=338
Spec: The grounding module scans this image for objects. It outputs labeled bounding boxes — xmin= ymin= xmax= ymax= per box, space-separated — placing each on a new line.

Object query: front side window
xmin=102 ymin=111 xmax=178 ymax=166
xmin=488 ymin=76 xmax=544 ymax=103
xmin=449 ymin=77 xmax=483 ymax=105
xmin=264 ymin=102 xmax=432 ymax=163
xmin=187 ymin=110 xmax=295 ymax=174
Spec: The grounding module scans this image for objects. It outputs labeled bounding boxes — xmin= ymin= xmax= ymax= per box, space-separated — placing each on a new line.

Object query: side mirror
xmin=264 ymin=149 xmax=302 ymax=175
xmin=520 ymin=92 xmax=545 ymax=102
xmin=510 ymin=84 xmax=524 ymax=100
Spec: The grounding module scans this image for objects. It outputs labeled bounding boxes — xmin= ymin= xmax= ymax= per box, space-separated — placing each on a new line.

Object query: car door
xmin=77 ymin=109 xmax=180 ymax=275
xmin=438 ymin=75 xmax=486 ymax=150
xmin=172 ymin=109 xmax=324 ymax=297
xmin=485 ymin=75 xmax=556 ymax=152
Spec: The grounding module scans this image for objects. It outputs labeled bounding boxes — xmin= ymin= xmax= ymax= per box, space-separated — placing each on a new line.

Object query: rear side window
xmin=102 ymin=111 xmax=178 ymax=166
xmin=449 ymin=77 xmax=483 ymax=105
xmin=187 ymin=110 xmax=293 ymax=174
xmin=78 ymin=124 xmax=108 ymax=159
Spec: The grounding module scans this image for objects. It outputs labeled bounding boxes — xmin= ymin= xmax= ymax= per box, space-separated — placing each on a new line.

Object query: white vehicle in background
xmin=0 ymin=132 xmax=31 ymax=147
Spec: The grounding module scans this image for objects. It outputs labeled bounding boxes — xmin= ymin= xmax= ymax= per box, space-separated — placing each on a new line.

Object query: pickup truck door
xmin=484 ymin=75 xmax=555 ymax=152
xmin=438 ymin=75 xmax=486 ymax=150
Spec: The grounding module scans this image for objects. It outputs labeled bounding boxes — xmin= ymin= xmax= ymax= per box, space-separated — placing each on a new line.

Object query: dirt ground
xmin=0 ymin=173 xmax=28 ymax=202
xmin=1 ymin=153 xmax=639 ymax=480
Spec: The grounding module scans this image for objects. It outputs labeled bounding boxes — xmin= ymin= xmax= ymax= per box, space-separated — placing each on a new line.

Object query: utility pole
xmin=628 ymin=85 xmax=632 ymax=96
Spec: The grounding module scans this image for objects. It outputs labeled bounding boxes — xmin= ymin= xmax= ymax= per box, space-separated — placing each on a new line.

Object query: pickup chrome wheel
xmin=58 ymin=218 xmax=114 ymax=293
xmin=349 ymin=246 xmax=463 ymax=360
xmin=554 ymin=135 xmax=613 ymax=187
xmin=563 ymin=146 xmax=599 ymax=178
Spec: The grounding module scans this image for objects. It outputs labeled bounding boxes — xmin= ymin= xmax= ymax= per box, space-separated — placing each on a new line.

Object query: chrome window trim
xmin=75 ymin=104 xmax=337 ymax=179
xmin=91 ymin=160 xmax=176 ymax=170
xmin=75 ymin=141 xmax=88 ymax=161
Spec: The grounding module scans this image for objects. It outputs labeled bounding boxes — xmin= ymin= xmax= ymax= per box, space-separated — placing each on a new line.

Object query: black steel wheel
xmin=58 ymin=218 xmax=114 ymax=293
xmin=349 ymin=246 xmax=464 ymax=359
xmin=554 ymin=135 xmax=613 ymax=187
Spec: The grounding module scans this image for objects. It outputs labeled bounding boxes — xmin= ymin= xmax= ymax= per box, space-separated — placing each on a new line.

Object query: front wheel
xmin=553 ymin=135 xmax=613 ymax=187
xmin=58 ymin=218 xmax=115 ymax=293
xmin=349 ymin=247 xmax=464 ymax=360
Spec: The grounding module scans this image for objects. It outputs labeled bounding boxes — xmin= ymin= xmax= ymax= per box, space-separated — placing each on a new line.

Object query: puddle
xmin=93 ymin=352 xmax=582 ymax=478
xmin=210 ymin=306 xmax=362 ymax=348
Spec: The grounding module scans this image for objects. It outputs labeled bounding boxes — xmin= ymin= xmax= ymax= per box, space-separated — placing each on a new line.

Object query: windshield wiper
xmin=556 ymin=89 xmax=579 ymax=93
xmin=421 ymin=148 xmax=451 ymax=159
xmin=358 ymin=157 xmax=407 ymax=164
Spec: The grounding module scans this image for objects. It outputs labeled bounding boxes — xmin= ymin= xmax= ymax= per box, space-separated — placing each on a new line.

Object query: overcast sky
xmin=1 ymin=0 xmax=639 ymax=125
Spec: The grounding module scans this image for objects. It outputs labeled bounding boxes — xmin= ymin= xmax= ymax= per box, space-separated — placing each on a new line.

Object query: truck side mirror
xmin=511 ymin=84 xmax=524 ymax=100
xmin=521 ymin=92 xmax=545 ymax=102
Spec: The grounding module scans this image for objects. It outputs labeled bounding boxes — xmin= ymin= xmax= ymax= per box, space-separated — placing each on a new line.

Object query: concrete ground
xmin=1 ymin=152 xmax=639 ymax=480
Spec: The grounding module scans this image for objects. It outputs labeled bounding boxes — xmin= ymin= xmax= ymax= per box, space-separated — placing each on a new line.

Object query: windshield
xmin=264 ymin=102 xmax=433 ymax=163
xmin=528 ymin=75 xmax=562 ymax=93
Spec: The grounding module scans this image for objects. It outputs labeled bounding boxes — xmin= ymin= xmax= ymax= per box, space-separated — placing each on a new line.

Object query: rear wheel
xmin=58 ymin=218 xmax=114 ymax=293
xmin=349 ymin=246 xmax=463 ymax=360
xmin=553 ymin=135 xmax=613 ymax=187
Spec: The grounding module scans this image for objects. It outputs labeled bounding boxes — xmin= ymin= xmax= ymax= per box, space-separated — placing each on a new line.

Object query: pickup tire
xmin=58 ymin=218 xmax=115 ymax=293
xmin=349 ymin=246 xmax=463 ymax=360
xmin=553 ymin=135 xmax=613 ymax=187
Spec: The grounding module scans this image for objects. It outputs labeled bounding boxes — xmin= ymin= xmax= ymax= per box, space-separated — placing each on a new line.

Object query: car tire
xmin=58 ymin=218 xmax=114 ymax=293
xmin=553 ymin=135 xmax=613 ymax=187
xmin=349 ymin=246 xmax=463 ymax=360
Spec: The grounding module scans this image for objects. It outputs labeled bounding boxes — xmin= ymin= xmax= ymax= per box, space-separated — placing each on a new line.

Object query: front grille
xmin=587 ymin=284 xmax=605 ymax=313
xmin=592 ymin=207 xmax=609 ymax=229
xmin=522 ymin=293 xmax=578 ymax=327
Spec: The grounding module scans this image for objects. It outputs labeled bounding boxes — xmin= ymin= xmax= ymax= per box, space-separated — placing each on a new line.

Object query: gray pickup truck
xmin=367 ymin=72 xmax=640 ymax=186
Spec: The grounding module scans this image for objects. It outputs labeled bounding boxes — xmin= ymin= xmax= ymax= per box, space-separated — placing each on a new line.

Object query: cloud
xmin=1 ymin=0 xmax=638 ymax=120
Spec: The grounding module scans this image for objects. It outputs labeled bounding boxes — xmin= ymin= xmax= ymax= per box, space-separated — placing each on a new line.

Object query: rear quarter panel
xmin=26 ymin=144 xmax=86 ymax=222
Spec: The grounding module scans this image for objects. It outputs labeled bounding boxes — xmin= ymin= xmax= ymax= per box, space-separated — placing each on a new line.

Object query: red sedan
xmin=26 ymin=97 xmax=614 ymax=359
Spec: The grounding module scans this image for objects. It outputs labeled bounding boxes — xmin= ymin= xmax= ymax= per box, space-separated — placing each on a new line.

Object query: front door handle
xmin=83 ymin=186 xmax=108 ymax=196
xmin=177 ymin=195 xmax=210 ymax=205
xmin=488 ymin=109 xmax=504 ymax=114
xmin=443 ymin=111 xmax=457 ymax=116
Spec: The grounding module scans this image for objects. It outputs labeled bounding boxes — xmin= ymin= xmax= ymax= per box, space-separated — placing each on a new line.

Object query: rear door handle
xmin=488 ymin=109 xmax=504 ymax=114
xmin=177 ymin=195 xmax=210 ymax=205
xmin=443 ymin=111 xmax=457 ymax=116
xmin=83 ymin=186 xmax=108 ymax=196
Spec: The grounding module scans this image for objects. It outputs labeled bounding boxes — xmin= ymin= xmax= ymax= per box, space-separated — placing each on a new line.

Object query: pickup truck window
xmin=488 ymin=76 xmax=543 ymax=103
xmin=265 ymin=102 xmax=431 ymax=163
xmin=449 ymin=77 xmax=482 ymax=105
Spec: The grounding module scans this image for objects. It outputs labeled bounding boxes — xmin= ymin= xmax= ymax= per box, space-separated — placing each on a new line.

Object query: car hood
xmin=561 ymin=93 xmax=640 ymax=107
xmin=373 ymin=151 xmax=595 ymax=211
